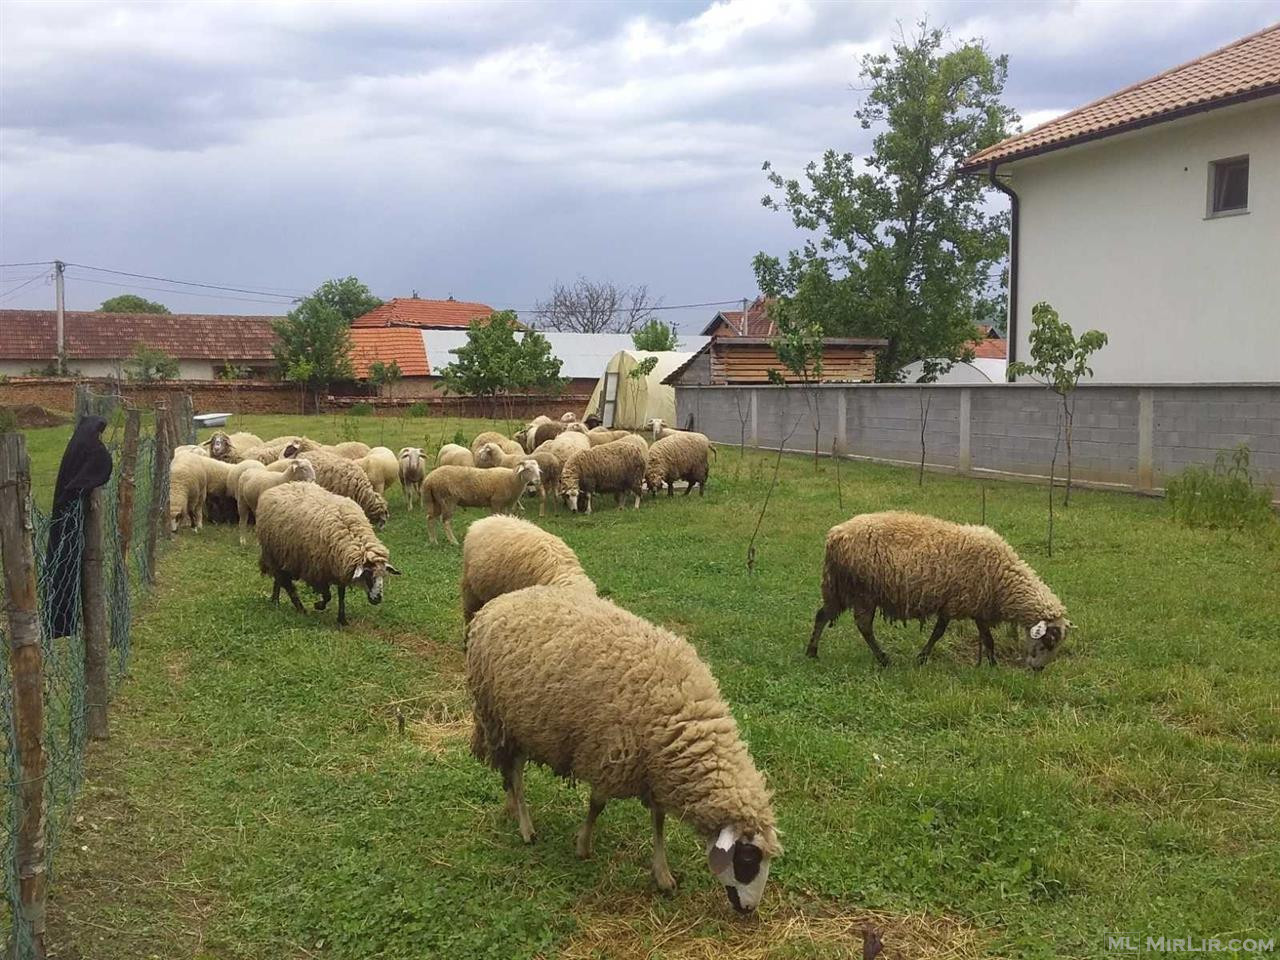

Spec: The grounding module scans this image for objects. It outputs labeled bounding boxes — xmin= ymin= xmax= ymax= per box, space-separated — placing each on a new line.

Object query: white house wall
xmin=1009 ymin=98 xmax=1279 ymax=383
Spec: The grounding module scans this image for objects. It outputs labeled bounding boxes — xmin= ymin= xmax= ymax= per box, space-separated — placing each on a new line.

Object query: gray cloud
xmin=3 ymin=0 xmax=1276 ymax=329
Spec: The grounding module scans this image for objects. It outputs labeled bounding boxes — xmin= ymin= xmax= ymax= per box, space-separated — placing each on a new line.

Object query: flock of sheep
xmin=164 ymin=410 xmax=1071 ymax=912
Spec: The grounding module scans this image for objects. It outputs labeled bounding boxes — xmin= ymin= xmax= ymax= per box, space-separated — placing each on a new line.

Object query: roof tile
xmin=351 ymin=297 xmax=495 ymax=329
xmin=0 ymin=309 xmax=279 ymax=361
xmin=348 ymin=327 xmax=429 ymax=378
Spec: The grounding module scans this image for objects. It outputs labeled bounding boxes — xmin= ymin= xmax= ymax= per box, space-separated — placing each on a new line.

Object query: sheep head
xmin=209 ymin=432 xmax=232 ymax=459
xmin=565 ymin=422 xmax=589 ymax=434
xmin=475 ymin=442 xmax=504 ymax=468
xmin=707 ymin=824 xmax=780 ymax=914
xmin=286 ymin=459 xmax=317 ymax=483
xmin=647 ymin=418 xmax=664 ymax=439
xmin=350 ymin=553 xmax=401 ymax=606
xmin=399 ymin=447 xmax=423 ymax=471
xmin=516 ymin=460 xmax=541 ymax=486
xmin=1024 ymin=617 xmax=1069 ymax=671
xmin=560 ymin=412 xmax=577 ymax=423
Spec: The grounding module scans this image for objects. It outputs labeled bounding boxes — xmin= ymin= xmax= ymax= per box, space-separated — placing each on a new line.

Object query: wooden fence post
xmin=117 ymin=409 xmax=140 ymax=562
xmin=1 ymin=433 xmax=48 ymax=959
xmin=147 ymin=404 xmax=170 ymax=577
xmin=82 ymin=486 xmax=109 ymax=741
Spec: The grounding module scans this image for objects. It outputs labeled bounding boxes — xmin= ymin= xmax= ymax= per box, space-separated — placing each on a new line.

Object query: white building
xmin=962 ymin=25 xmax=1280 ymax=384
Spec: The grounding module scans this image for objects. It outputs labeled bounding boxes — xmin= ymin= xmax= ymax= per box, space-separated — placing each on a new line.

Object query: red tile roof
xmin=351 ymin=297 xmax=495 ymax=329
xmin=969 ymin=336 xmax=1008 ymax=360
xmin=701 ymin=296 xmax=776 ymax=337
xmin=348 ymin=327 xmax=429 ymax=378
xmin=962 ymin=24 xmax=1280 ymax=171
xmin=0 ymin=309 xmax=279 ymax=361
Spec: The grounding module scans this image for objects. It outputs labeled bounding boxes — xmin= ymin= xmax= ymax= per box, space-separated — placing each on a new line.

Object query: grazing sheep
xmin=422 ymin=462 xmax=541 ymax=546
xmin=460 ymin=516 xmax=594 ymax=624
xmin=527 ymin=421 xmax=569 ymax=449
xmin=538 ymin=430 xmax=590 ymax=467
xmin=241 ymin=436 xmax=320 ymax=464
xmin=398 ymin=447 xmax=426 ymax=511
xmin=297 ymin=449 xmax=389 ymax=527
xmin=808 ymin=511 xmax=1070 ymax=670
xmin=322 ymin=441 xmax=371 ymax=460
xmin=236 ymin=458 xmax=317 ymax=545
xmin=354 ymin=446 xmax=399 ymax=496
xmin=470 ymin=431 xmax=523 ymax=458
xmin=474 ymin=443 xmax=562 ymax=517
xmin=194 ymin=456 xmax=238 ymax=523
xmin=645 ymin=431 xmax=713 ymax=498
xmin=560 ymin=442 xmax=645 ymax=513
xmin=168 ymin=455 xmax=208 ymax=532
xmin=256 ymin=482 xmax=400 ymax=626
xmin=226 ymin=458 xmax=267 ymax=496
xmin=612 ymin=433 xmax=648 ymax=454
xmin=467 ymin=586 xmax=781 ymax=910
xmin=205 ymin=431 xmax=264 ymax=463
xmin=437 ymin=443 xmax=475 ymax=468
xmin=515 ymin=416 xmax=552 ymax=452
xmin=585 ymin=429 xmax=631 ymax=446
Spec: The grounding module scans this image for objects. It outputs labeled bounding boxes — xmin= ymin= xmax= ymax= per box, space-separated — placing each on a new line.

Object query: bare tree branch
xmin=533 ymin=277 xmax=662 ymax=334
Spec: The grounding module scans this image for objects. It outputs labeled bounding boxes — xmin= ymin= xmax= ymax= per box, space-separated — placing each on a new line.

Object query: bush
xmin=1166 ymin=445 xmax=1275 ymax=530
xmin=349 ymin=403 xmax=375 ymax=418
xmin=0 ymin=408 xmax=17 ymax=434
xmin=451 ymin=430 xmax=468 ymax=448
xmin=406 ymin=402 xmax=429 ymax=418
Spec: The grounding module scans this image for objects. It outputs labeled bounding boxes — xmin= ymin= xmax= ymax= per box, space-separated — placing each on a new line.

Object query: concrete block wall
xmin=676 ymin=383 xmax=1280 ymax=499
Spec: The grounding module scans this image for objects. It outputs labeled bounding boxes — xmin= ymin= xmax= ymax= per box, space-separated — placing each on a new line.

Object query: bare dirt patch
xmin=3 ymin=404 xmax=71 ymax=428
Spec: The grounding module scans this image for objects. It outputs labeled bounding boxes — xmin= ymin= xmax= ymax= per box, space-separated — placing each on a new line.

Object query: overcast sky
xmin=2 ymin=0 xmax=1276 ymax=330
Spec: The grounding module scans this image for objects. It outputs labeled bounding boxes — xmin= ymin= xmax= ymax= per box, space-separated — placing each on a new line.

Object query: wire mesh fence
xmin=1 ymin=397 xmax=174 ymax=958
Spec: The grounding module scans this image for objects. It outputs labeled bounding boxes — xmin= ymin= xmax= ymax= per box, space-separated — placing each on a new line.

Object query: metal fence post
xmin=116 ymin=409 xmax=140 ymax=562
xmin=82 ymin=486 xmax=109 ymax=741
xmin=1 ymin=433 xmax=48 ymax=959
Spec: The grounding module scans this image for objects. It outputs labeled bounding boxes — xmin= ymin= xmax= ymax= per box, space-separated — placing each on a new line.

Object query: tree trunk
xmin=1063 ymin=394 xmax=1074 ymax=507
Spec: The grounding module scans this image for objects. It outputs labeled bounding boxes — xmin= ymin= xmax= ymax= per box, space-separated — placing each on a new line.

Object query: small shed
xmin=585 ymin=350 xmax=694 ymax=429
xmin=663 ymin=337 xmax=886 ymax=387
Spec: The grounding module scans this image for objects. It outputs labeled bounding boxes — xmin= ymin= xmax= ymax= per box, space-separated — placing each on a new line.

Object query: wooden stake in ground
xmin=0 ymin=432 xmax=48 ymax=959
xmin=117 ymin=409 xmax=140 ymax=562
xmin=147 ymin=404 xmax=170 ymax=572
xmin=82 ymin=485 xmax=110 ymax=741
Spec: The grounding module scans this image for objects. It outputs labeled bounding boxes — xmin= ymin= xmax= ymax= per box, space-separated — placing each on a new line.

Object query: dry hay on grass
xmin=376 ymin=679 xmax=472 ymax=757
xmin=557 ymin=891 xmax=986 ymax=960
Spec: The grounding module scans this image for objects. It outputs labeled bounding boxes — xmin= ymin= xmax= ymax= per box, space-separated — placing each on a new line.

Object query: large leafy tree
xmin=753 ymin=24 xmax=1017 ymax=381
xmin=272 ymin=298 xmax=354 ymax=412
xmin=100 ymin=294 xmax=170 ymax=314
xmin=631 ymin=318 xmax=679 ymax=351
xmin=309 ymin=276 xmax=382 ymax=323
xmin=439 ymin=312 xmax=564 ymax=415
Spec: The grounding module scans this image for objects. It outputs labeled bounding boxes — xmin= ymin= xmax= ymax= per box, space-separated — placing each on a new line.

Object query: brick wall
xmin=677 ymin=383 xmax=1280 ymax=500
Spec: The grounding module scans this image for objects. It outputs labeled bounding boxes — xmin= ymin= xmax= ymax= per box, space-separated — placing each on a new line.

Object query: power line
xmin=63 ymin=272 xmax=296 ymax=307
xmin=0 ymin=260 xmax=56 ymax=269
xmin=63 ymin=261 xmax=306 ymax=300
xmin=0 ymin=271 xmax=52 ymax=303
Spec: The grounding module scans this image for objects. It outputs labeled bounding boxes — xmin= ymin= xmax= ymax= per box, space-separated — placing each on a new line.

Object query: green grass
xmin=16 ymin=413 xmax=1280 ymax=959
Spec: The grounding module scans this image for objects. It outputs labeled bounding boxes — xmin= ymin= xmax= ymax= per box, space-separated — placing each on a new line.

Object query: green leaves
xmin=272 ymin=298 xmax=354 ymax=390
xmin=100 ymin=293 xmax=171 ymax=314
xmin=1008 ymin=301 xmax=1109 ymax=396
xmin=438 ymin=312 xmax=565 ymax=401
xmin=308 ymin=276 xmax=382 ymax=324
xmin=123 ymin=342 xmax=179 ymax=381
xmin=631 ymin=319 xmax=679 ymax=352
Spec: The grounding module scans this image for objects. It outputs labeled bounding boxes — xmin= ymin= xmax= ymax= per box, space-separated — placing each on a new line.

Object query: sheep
xmin=585 ymin=429 xmax=632 ymax=446
xmin=168 ymin=455 xmax=208 ymax=532
xmin=538 ymin=429 xmax=590 ymax=466
xmin=807 ymin=511 xmax=1070 ymax=670
xmin=516 ymin=416 xmax=552 ymax=452
xmin=460 ymin=516 xmax=594 ymax=624
xmin=526 ymin=421 xmax=568 ymax=450
xmin=205 ymin=431 xmax=264 ymax=463
xmin=226 ymin=458 xmax=267 ymax=496
xmin=470 ymin=431 xmax=524 ymax=458
xmin=173 ymin=444 xmax=208 ymax=458
xmin=436 ymin=443 xmax=475 ymax=468
xmin=559 ymin=411 xmax=577 ymax=422
xmin=241 ymin=436 xmax=320 ymax=464
xmin=297 ymin=449 xmax=389 ymax=527
xmin=565 ymin=422 xmax=589 ymax=435
xmin=398 ymin=447 xmax=426 ymax=510
xmin=645 ymin=431 xmax=713 ymax=498
xmin=475 ymin=443 xmax=563 ymax=517
xmin=467 ymin=585 xmax=781 ymax=911
xmin=644 ymin=418 xmax=681 ymax=441
xmin=559 ymin=441 xmax=645 ymax=513
xmin=354 ymin=446 xmax=399 ymax=496
xmin=194 ymin=455 xmax=238 ymax=523
xmin=422 ymin=461 xmax=541 ymax=546
xmin=255 ymin=481 xmax=400 ymax=626
xmin=236 ymin=458 xmax=317 ymax=545
xmin=322 ymin=441 xmax=371 ymax=460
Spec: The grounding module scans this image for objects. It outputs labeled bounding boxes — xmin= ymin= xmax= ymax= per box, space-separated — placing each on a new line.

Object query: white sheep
xmin=236 ymin=457 xmax=317 ymax=545
xmin=421 ymin=462 xmax=541 ymax=546
xmin=460 ymin=515 xmax=594 ymax=624
xmin=808 ymin=511 xmax=1071 ymax=670
xmin=168 ymin=454 xmax=208 ymax=532
xmin=354 ymin=446 xmax=400 ymax=496
xmin=584 ymin=429 xmax=632 ymax=447
xmin=256 ymin=481 xmax=400 ymax=626
xmin=297 ymin=450 xmax=389 ymax=527
xmin=467 ymin=585 xmax=781 ymax=912
xmin=644 ymin=418 xmax=681 ymax=441
xmin=645 ymin=431 xmax=713 ymax=497
xmin=474 ymin=442 xmax=562 ymax=517
xmin=470 ymin=431 xmax=523 ymax=458
xmin=241 ymin=436 xmax=320 ymax=464
xmin=322 ymin=441 xmax=371 ymax=460
xmin=537 ymin=430 xmax=590 ymax=466
xmin=205 ymin=431 xmax=264 ymax=463
xmin=398 ymin=447 xmax=427 ymax=511
xmin=559 ymin=441 xmax=645 ymax=513
xmin=437 ymin=443 xmax=475 ymax=468
xmin=559 ymin=411 xmax=577 ymax=423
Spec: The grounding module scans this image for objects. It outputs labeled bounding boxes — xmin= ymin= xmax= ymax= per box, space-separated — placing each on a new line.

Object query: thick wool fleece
xmin=256 ymin=482 xmax=390 ymax=591
xmin=539 ymin=430 xmax=590 ymax=465
xmin=323 ymin=441 xmax=371 ymax=460
xmin=423 ymin=464 xmax=533 ymax=514
xmin=460 ymin=516 xmax=594 ymax=622
xmin=585 ymin=429 xmax=632 ymax=447
xmin=355 ymin=447 xmax=399 ymax=494
xmin=242 ymin=436 xmax=320 ymax=464
xmin=475 ymin=444 xmax=561 ymax=487
xmin=645 ymin=432 xmax=711 ymax=491
xmin=194 ymin=456 xmax=236 ymax=498
xmin=437 ymin=444 xmax=475 ymax=467
xmin=168 ymin=455 xmax=207 ymax=527
xmin=467 ymin=586 xmax=779 ymax=852
xmin=298 ymin=450 xmax=389 ymax=525
xmin=470 ymin=431 xmax=523 ymax=458
xmin=821 ymin=511 xmax=1066 ymax=627
xmin=560 ymin=443 xmax=645 ymax=501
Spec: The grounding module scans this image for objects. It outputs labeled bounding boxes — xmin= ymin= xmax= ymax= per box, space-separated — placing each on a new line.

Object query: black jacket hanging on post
xmin=43 ymin=416 xmax=114 ymax=639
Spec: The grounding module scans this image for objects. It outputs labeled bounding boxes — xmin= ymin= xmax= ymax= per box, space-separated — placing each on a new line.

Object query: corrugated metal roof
xmin=420 ymin=330 xmax=709 ymax=380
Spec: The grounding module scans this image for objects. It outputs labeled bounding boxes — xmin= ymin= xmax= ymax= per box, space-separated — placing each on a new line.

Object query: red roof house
xmin=351 ymin=297 xmax=496 ymax=329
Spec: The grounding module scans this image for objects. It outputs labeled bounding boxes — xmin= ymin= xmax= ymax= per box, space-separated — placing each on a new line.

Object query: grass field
xmin=17 ymin=412 xmax=1280 ymax=959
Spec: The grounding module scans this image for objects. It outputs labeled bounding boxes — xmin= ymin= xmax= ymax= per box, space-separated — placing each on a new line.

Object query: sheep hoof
xmin=915 ymin=652 xmax=930 ymax=665
xmin=653 ymin=870 xmax=677 ymax=893
xmin=805 ymin=646 xmax=818 ymax=659
xmin=314 ymin=601 xmax=328 ymax=611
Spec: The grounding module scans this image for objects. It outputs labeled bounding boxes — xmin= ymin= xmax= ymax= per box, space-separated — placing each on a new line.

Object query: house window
xmin=1208 ymin=156 xmax=1248 ymax=216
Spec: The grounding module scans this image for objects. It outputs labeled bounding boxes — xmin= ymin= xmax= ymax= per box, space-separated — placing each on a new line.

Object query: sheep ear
xmin=707 ymin=825 xmax=736 ymax=876
xmin=386 ymin=563 xmax=402 ymax=575
xmin=351 ymin=564 xmax=365 ymax=581
xmin=1030 ymin=620 xmax=1047 ymax=640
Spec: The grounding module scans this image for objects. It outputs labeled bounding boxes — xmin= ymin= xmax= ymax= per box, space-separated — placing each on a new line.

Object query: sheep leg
xmin=314 ymin=584 xmax=331 ymax=611
xmin=650 ymin=806 xmax=677 ymax=892
xmin=916 ymin=616 xmax=951 ymax=665
xmin=854 ymin=605 xmax=891 ymax=667
xmin=237 ymin=503 xmax=250 ymax=546
xmin=615 ymin=492 xmax=624 ymax=511
xmin=632 ymin=490 xmax=640 ymax=510
xmin=575 ymin=791 xmax=607 ymax=859
xmin=426 ymin=509 xmax=438 ymax=545
xmin=280 ymin=578 xmax=306 ymax=614
xmin=538 ymin=485 xmax=547 ymax=518
xmin=667 ymin=482 xmax=674 ymax=497
xmin=271 ymin=576 xmax=282 ymax=605
xmin=337 ymin=585 xmax=348 ymax=626
xmin=503 ymin=757 xmax=536 ymax=843
xmin=443 ymin=515 xmax=459 ymax=547
xmin=584 ymin=493 xmax=592 ymax=515
xmin=806 ymin=606 xmax=833 ymax=658
xmin=977 ymin=620 xmax=997 ymax=667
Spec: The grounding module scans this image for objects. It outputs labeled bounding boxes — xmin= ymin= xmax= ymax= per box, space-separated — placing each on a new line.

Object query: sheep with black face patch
xmin=241 ymin=436 xmax=320 ymax=464
xmin=808 ymin=511 xmax=1070 ymax=670
xmin=467 ymin=585 xmax=781 ymax=912
xmin=255 ymin=481 xmax=400 ymax=626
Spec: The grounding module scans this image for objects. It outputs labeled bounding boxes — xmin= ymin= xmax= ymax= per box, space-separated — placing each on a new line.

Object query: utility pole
xmin=54 ymin=260 xmax=66 ymax=375
xmin=740 ymin=297 xmax=748 ymax=336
